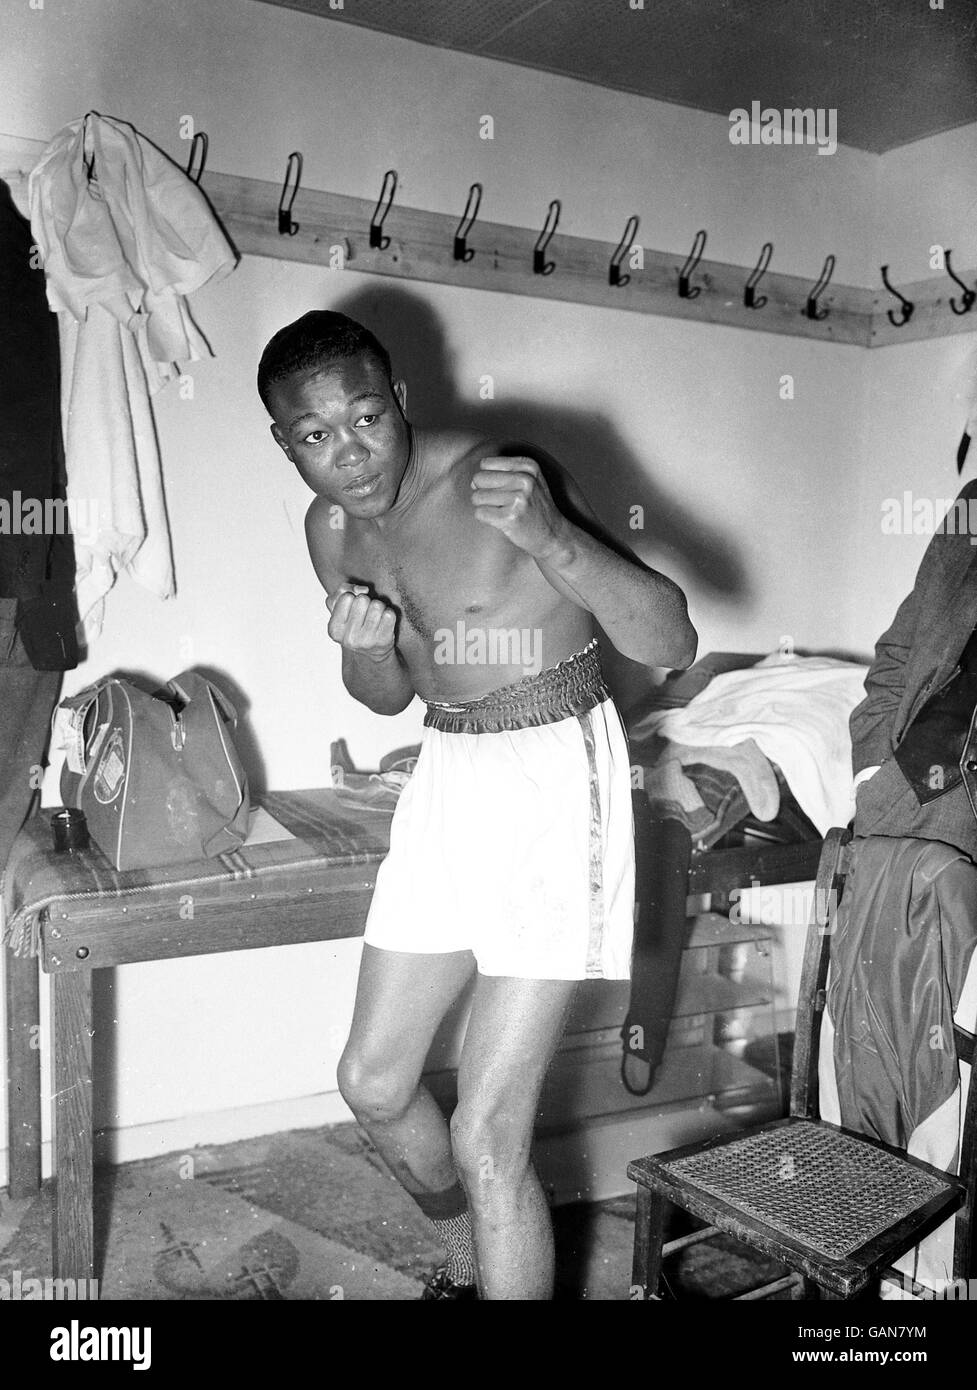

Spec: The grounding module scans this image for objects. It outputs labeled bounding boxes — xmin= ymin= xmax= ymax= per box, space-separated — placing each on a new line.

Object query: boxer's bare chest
xmin=328 ymin=439 xmax=588 ymax=698
xmin=341 ymin=469 xmax=526 ymax=645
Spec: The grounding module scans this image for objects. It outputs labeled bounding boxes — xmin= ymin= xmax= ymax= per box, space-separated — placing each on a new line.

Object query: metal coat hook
xmin=880 ymin=265 xmax=914 ymax=327
xmin=804 ymin=253 xmax=835 ymax=320
xmin=609 ymin=215 xmax=640 ymax=288
xmin=678 ymin=229 xmax=707 ymax=299
xmin=277 ymin=151 xmax=302 ymax=236
xmin=533 ymin=199 xmax=560 ymax=275
xmin=370 ymin=169 xmax=397 ymax=250
xmin=453 ymin=182 xmax=482 ymax=262
xmin=82 ymin=110 xmax=97 ymax=184
xmin=186 ymin=131 xmax=208 ymax=185
xmin=957 ymin=429 xmax=971 ymax=475
xmin=945 ymin=249 xmax=976 ymax=316
xmin=744 ymin=241 xmax=773 ymax=309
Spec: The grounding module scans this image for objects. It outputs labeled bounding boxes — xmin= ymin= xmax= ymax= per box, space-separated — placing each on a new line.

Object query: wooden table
xmin=3 ymin=791 xmax=386 ymax=1287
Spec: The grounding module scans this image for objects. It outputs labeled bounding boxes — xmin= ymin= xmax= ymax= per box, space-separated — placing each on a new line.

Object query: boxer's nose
xmin=336 ymin=435 xmax=370 ymax=469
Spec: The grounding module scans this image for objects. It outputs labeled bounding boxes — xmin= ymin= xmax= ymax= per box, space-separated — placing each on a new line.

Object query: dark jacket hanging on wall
xmin=0 ymin=178 xmax=77 ymax=881
xmin=850 ymin=482 xmax=977 ymax=860
xmin=0 ymin=178 xmax=78 ymax=671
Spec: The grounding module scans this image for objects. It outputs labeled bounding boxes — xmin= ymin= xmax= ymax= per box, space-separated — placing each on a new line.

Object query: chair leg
xmin=631 ymin=1186 xmax=669 ymax=1299
xmin=819 ymin=1288 xmax=849 ymax=1300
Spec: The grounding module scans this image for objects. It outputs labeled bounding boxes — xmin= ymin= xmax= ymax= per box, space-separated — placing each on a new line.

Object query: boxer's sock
xmin=414 ymin=1182 xmax=478 ymax=1286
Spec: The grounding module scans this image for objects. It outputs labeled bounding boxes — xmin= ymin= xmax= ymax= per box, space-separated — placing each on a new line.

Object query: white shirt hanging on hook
xmin=27 ymin=112 xmax=238 ymax=638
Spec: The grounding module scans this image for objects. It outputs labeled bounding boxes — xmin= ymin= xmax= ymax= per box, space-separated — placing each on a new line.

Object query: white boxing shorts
xmin=363 ymin=639 xmax=636 ymax=980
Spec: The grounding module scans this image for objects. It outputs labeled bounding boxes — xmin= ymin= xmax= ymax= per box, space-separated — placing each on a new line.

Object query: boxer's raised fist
xmin=326 ymin=584 xmax=397 ymax=661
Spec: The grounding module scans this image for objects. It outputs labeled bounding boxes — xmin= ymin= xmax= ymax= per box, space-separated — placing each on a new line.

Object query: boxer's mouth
xmin=343 ymin=473 xmax=382 ymax=497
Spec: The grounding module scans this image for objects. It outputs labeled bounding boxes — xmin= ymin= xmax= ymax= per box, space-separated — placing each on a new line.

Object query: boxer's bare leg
xmin=337 ymin=944 xmax=475 ymax=1197
xmin=451 ymin=972 xmax=577 ymax=1300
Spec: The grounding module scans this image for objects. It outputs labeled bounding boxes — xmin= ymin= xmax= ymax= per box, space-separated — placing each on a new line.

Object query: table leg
xmin=5 ymin=945 xmax=41 ymax=1197
xmin=51 ymin=969 xmax=93 ymax=1285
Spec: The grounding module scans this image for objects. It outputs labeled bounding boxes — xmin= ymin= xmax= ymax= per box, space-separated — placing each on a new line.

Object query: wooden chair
xmin=628 ymin=827 xmax=977 ymax=1300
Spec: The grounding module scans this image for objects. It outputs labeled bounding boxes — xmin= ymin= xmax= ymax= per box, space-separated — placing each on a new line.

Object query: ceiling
xmin=256 ymin=0 xmax=977 ymax=153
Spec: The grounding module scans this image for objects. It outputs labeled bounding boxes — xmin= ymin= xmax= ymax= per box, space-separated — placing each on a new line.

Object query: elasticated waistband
xmin=424 ymin=638 xmax=609 ymax=734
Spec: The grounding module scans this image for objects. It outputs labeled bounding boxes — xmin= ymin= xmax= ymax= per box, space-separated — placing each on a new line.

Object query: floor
xmin=0 ymin=1119 xmax=790 ymax=1300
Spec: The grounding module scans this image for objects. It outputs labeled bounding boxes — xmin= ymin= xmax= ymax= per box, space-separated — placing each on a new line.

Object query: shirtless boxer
xmin=257 ymin=311 xmax=696 ymax=1300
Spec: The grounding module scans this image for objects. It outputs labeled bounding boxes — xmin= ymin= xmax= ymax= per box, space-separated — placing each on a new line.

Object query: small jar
xmin=50 ymin=807 xmax=91 ymax=853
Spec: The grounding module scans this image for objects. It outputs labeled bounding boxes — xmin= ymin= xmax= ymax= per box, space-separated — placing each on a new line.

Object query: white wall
xmin=844 ymin=125 xmax=977 ymax=655
xmin=755 ymin=123 xmax=977 ymax=1028
xmin=0 ymin=0 xmax=971 ymax=1176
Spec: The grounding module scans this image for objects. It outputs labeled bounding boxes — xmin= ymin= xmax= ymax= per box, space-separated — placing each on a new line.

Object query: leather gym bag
xmin=58 ymin=671 xmax=250 ymax=870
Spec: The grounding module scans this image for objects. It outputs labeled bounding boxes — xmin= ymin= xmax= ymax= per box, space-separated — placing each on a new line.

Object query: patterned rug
xmin=2 ymin=1127 xmax=438 ymax=1301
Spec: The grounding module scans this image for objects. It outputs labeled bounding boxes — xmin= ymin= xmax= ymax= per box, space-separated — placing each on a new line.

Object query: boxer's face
xmin=268 ymin=351 xmax=410 ymax=514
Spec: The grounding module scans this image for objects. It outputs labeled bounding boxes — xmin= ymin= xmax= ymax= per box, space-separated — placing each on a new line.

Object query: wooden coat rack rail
xmin=2 ymin=133 xmax=975 ymax=349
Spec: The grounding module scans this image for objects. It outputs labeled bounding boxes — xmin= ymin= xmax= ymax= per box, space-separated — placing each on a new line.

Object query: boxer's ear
xmin=270 ymin=423 xmax=291 ymax=459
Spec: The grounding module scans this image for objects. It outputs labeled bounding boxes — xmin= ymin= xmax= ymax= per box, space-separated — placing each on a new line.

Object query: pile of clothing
xmin=628 ymin=651 xmax=870 ymax=845
xmin=619 ymin=650 xmax=868 ymax=1095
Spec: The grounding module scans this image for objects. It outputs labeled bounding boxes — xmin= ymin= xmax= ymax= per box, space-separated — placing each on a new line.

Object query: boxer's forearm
xmin=536 ymin=523 xmax=697 ymax=669
xmin=342 ymin=645 xmax=416 ymax=714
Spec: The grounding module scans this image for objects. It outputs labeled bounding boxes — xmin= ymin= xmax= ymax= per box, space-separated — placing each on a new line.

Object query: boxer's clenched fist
xmin=326 ymin=584 xmax=398 ymax=662
xmin=470 ymin=456 xmax=568 ymax=561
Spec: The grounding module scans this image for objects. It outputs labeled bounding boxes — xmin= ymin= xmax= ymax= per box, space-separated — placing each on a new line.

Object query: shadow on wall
xmin=326 ymin=284 xmax=750 ymax=708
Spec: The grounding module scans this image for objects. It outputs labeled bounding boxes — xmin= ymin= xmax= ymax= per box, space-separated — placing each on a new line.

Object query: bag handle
xmin=167 ymin=673 xmax=239 ymax=727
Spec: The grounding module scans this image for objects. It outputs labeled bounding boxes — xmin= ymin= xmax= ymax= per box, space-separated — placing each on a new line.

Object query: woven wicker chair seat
xmin=663 ymin=1122 xmax=953 ymax=1261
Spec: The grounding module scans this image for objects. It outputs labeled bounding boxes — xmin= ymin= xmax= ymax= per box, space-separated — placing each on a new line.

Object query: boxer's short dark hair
xmin=257 ymin=310 xmax=394 ymax=414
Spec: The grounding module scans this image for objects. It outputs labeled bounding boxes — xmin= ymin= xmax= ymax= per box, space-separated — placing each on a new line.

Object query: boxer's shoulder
xmin=419 ymin=430 xmax=500 ymax=477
